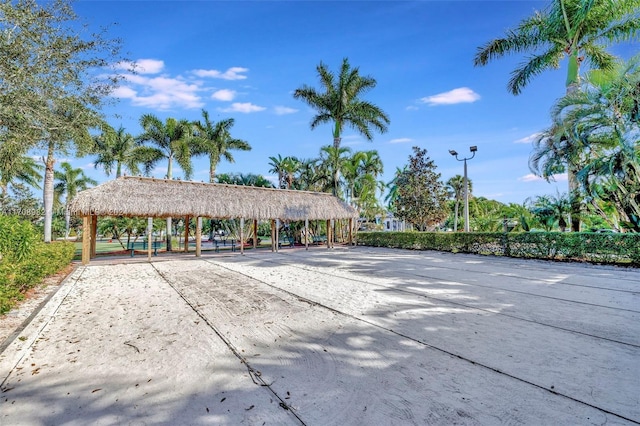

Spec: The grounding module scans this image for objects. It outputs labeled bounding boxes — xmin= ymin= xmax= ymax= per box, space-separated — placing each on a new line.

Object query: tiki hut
xmin=69 ymin=176 xmax=358 ymax=264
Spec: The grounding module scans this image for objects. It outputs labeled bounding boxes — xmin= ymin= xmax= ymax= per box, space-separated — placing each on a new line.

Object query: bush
xmin=357 ymin=231 xmax=640 ymax=266
xmin=0 ymin=216 xmax=75 ymax=314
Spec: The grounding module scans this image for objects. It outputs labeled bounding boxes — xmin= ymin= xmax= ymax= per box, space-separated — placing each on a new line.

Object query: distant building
xmin=383 ymin=212 xmax=407 ymax=232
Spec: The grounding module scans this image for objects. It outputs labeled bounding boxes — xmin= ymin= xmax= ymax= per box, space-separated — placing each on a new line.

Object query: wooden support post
xmin=253 ymin=219 xmax=258 ymax=249
xmin=82 ymin=216 xmax=90 ymax=265
xmin=240 ymin=218 xmax=245 ymax=255
xmin=326 ymin=219 xmax=331 ymax=249
xmin=184 ymin=216 xmax=190 ymax=253
xmin=196 ymin=217 xmax=202 ymax=257
xmin=90 ymin=214 xmax=97 ymax=258
xmin=275 ymin=219 xmax=280 ymax=253
xmin=348 ymin=218 xmax=353 ymax=246
xmin=270 ymin=220 xmax=276 ymax=252
xmin=147 ymin=217 xmax=153 ymax=262
xmin=305 ymin=218 xmax=309 ymax=251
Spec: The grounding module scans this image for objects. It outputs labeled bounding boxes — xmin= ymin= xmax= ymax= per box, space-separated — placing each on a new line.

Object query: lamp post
xmin=449 ymin=146 xmax=477 ymax=232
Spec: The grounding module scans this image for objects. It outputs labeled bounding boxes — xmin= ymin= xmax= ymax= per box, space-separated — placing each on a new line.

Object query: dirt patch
xmin=0 ymin=263 xmax=76 ymax=347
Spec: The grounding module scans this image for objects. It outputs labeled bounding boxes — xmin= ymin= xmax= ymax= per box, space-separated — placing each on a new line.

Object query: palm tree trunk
xmin=209 ymin=156 xmax=217 ymax=183
xmin=43 ymin=142 xmax=55 ymax=243
xmin=64 ymin=205 xmax=71 ymax=239
xmin=566 ymin=51 xmax=582 ymax=232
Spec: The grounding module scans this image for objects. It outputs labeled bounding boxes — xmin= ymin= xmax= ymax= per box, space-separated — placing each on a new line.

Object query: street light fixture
xmin=449 ymin=146 xmax=478 ymax=232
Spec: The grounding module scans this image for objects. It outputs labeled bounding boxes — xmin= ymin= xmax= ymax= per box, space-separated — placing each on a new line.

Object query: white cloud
xmin=519 ymin=173 xmax=567 ymax=182
xmin=80 ymin=162 xmax=95 ymax=170
xmin=420 ymin=87 xmax=480 ymax=106
xmin=514 ymin=133 xmax=542 ymax=144
xmin=274 ymin=106 xmax=298 ymax=115
xmin=219 ymin=102 xmax=266 ymax=113
xmin=389 ymin=138 xmax=413 ymax=144
xmin=193 ymin=67 xmax=249 ymax=80
xmin=116 ymin=59 xmax=165 ymax=74
xmin=211 ymin=89 xmax=236 ymax=101
xmin=113 ymin=74 xmax=204 ymax=110
xmin=406 ymin=105 xmax=419 ymax=111
xmin=519 ymin=174 xmax=544 ymax=182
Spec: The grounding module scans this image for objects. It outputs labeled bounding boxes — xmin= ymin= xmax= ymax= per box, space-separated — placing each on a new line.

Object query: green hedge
xmin=357 ymin=231 xmax=640 ymax=266
xmin=0 ymin=216 xmax=75 ymax=314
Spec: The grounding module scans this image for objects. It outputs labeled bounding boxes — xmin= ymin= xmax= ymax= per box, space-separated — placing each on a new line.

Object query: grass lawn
xmin=73 ymin=237 xmax=276 ymax=259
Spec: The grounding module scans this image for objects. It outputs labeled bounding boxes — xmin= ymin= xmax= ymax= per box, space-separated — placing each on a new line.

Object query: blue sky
xmin=53 ymin=0 xmax=636 ymax=205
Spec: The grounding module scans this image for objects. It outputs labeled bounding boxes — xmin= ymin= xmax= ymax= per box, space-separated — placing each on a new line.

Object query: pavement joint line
xmin=250 ymin=253 xmax=640 ymax=349
xmin=0 ymin=266 xmax=87 ymax=390
xmin=148 ymin=262 xmax=307 ymax=426
xmin=206 ymin=257 xmax=640 ymax=426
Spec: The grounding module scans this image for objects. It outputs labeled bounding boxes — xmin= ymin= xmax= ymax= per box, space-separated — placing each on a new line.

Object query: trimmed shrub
xmin=357 ymin=231 xmax=640 ymax=266
xmin=0 ymin=216 xmax=75 ymax=314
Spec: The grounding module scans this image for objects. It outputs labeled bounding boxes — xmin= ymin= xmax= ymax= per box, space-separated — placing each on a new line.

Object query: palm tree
xmin=268 ymin=154 xmax=287 ymax=189
xmin=385 ymin=166 xmax=406 ymax=213
xmin=343 ymin=150 xmax=384 ymax=208
xmin=280 ymin=156 xmax=301 ymax=189
xmin=0 ymin=148 xmax=43 ymax=196
xmin=535 ymin=55 xmax=640 ymax=231
xmin=293 ymin=158 xmax=322 ymax=191
xmin=92 ymin=125 xmax=142 ymax=178
xmin=192 ymin=109 xmax=251 ymax=183
xmin=216 ymin=173 xmax=274 ymax=188
xmin=475 ymin=0 xmax=640 ymax=231
xmin=54 ymin=162 xmax=97 ymax=239
xmin=319 ymin=145 xmax=352 ymax=198
xmin=136 ymin=114 xmax=195 ymax=251
xmin=446 ymin=175 xmax=473 ymax=232
xmin=293 ymin=57 xmax=390 ymax=151
xmin=527 ymin=192 xmax=571 ymax=232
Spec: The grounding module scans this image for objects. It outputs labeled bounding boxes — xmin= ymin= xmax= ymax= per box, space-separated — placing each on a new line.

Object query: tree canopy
xmin=394 ymin=147 xmax=449 ymax=231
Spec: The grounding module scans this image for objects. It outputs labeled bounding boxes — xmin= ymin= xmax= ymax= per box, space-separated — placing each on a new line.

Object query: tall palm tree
xmin=447 ymin=175 xmax=473 ymax=232
xmin=136 ymin=114 xmax=195 ymax=251
xmin=54 ymin=162 xmax=97 ymax=239
xmin=192 ymin=109 xmax=251 ymax=183
xmin=92 ymin=124 xmax=143 ymax=178
xmin=293 ymin=57 xmax=390 ymax=151
xmin=475 ymin=0 xmax=640 ymax=231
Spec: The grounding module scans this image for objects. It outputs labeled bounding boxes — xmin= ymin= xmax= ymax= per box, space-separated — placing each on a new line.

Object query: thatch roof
xmin=69 ymin=176 xmax=358 ymax=221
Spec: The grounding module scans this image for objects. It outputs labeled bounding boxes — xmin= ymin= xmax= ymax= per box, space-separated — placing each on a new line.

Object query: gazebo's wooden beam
xmin=184 ymin=216 xmax=190 ymax=253
xmin=82 ymin=216 xmax=91 ymax=265
xmin=196 ymin=217 xmax=202 ymax=257
xmin=147 ymin=217 xmax=153 ymax=262
xmin=90 ymin=214 xmax=97 ymax=258
xmin=253 ymin=219 xmax=258 ymax=249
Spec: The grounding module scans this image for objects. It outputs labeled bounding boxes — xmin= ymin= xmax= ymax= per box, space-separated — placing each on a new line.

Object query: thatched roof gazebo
xmin=69 ymin=176 xmax=358 ymax=264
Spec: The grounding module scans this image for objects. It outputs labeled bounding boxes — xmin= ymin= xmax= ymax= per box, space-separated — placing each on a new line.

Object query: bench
xmin=278 ymin=236 xmax=295 ymax=248
xmin=312 ymin=236 xmax=327 ymax=245
xmin=127 ymin=241 xmax=164 ymax=257
xmin=213 ymin=239 xmax=236 ymax=253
